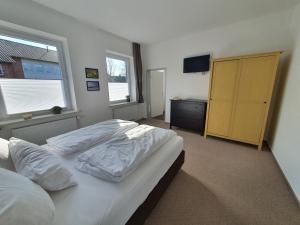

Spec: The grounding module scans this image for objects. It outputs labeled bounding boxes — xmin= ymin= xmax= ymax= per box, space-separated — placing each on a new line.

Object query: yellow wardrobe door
xmin=207 ymin=60 xmax=239 ymax=137
xmin=231 ymin=56 xmax=278 ymax=144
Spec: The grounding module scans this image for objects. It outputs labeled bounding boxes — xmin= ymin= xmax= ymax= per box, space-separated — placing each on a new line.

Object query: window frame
xmin=106 ymin=52 xmax=132 ymax=104
xmin=0 ymin=24 xmax=76 ymax=120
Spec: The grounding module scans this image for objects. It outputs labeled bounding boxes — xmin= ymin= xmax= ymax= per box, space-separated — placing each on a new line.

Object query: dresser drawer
xmin=170 ymin=99 xmax=207 ymax=135
xmin=171 ymin=102 xmax=203 ymax=119
xmin=172 ymin=118 xmax=202 ymax=131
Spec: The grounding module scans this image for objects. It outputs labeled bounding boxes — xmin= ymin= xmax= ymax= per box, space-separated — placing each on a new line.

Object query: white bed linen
xmin=46 ymin=120 xmax=138 ymax=155
xmin=46 ymin=136 xmax=183 ymax=225
xmin=76 ymin=125 xmax=176 ymax=182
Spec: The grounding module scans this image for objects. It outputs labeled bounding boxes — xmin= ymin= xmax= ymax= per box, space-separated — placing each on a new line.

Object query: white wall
xmin=0 ymin=0 xmax=144 ymax=128
xmin=143 ymin=10 xmax=293 ymax=124
xmin=269 ymin=3 xmax=300 ymax=202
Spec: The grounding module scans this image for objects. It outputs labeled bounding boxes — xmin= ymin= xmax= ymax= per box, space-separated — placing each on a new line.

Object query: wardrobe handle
xmin=264 ymin=101 xmax=267 ymax=104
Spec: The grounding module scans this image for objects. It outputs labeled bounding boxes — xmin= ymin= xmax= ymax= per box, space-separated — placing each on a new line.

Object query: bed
xmin=0 ymin=120 xmax=185 ymax=225
xmin=45 ymin=135 xmax=184 ymax=225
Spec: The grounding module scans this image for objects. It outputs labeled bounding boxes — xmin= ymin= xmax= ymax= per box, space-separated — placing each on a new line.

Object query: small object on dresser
xmin=23 ymin=113 xmax=32 ymax=120
xmin=126 ymin=95 xmax=131 ymax=102
xmin=51 ymin=106 xmax=62 ymax=114
xmin=171 ymin=96 xmax=182 ymax=100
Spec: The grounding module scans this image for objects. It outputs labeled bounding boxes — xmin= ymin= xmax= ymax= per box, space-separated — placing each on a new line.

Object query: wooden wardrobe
xmin=204 ymin=51 xmax=281 ymax=150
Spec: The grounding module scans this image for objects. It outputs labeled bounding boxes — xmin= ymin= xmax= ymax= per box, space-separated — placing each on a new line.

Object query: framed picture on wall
xmin=86 ymin=81 xmax=100 ymax=91
xmin=85 ymin=68 xmax=99 ymax=79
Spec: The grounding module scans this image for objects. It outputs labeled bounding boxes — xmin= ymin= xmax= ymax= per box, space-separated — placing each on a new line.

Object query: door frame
xmin=146 ymin=68 xmax=167 ymax=120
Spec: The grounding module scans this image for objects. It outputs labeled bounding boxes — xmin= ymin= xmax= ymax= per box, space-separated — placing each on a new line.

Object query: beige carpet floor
xmin=141 ymin=119 xmax=300 ymax=225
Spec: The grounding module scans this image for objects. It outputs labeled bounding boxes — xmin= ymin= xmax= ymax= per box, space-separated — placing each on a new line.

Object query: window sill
xmin=109 ymin=102 xmax=139 ymax=109
xmin=0 ymin=110 xmax=79 ymax=128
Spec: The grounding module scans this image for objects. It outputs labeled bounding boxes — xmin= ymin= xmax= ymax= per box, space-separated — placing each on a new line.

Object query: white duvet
xmin=75 ymin=125 xmax=176 ymax=182
xmin=46 ymin=119 xmax=138 ymax=155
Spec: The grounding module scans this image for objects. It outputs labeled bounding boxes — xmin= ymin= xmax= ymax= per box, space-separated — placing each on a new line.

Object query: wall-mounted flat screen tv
xmin=183 ymin=55 xmax=210 ymax=73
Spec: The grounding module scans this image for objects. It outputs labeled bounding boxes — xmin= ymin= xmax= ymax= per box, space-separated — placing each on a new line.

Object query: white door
xmin=150 ymin=70 xmax=165 ymax=117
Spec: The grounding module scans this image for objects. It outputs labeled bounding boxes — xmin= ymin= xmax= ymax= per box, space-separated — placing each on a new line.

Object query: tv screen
xmin=183 ymin=55 xmax=210 ymax=73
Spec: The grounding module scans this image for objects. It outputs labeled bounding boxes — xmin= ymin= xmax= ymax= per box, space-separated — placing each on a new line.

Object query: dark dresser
xmin=170 ymin=99 xmax=207 ymax=135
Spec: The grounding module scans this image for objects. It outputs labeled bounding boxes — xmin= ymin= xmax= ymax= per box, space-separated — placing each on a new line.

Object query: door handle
xmin=264 ymin=101 xmax=267 ymax=104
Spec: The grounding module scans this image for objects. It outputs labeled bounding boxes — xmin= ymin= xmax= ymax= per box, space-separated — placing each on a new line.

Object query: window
xmin=106 ymin=53 xmax=132 ymax=103
xmin=0 ymin=32 xmax=72 ymax=116
xmin=0 ymin=64 xmax=4 ymax=76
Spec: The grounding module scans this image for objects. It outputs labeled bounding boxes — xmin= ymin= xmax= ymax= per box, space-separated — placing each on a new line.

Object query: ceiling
xmin=31 ymin=0 xmax=300 ymax=44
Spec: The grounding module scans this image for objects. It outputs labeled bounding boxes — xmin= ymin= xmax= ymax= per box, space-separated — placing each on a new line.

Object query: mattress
xmin=46 ymin=135 xmax=183 ymax=225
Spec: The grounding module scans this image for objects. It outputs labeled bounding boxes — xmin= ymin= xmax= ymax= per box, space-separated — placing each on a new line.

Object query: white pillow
xmin=0 ymin=138 xmax=14 ymax=170
xmin=0 ymin=168 xmax=55 ymax=225
xmin=9 ymin=138 xmax=77 ymax=191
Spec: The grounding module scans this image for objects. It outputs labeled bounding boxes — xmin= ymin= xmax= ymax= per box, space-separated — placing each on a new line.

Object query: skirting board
xmin=270 ymin=150 xmax=300 ymax=206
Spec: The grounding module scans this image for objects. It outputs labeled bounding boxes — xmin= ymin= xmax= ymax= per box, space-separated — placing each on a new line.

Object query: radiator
xmin=11 ymin=117 xmax=78 ymax=145
xmin=112 ymin=104 xmax=145 ymax=121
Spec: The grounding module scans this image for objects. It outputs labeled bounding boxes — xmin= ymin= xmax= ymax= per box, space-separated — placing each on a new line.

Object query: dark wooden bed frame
xmin=126 ymin=150 xmax=185 ymax=225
